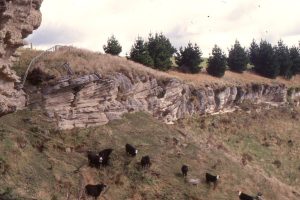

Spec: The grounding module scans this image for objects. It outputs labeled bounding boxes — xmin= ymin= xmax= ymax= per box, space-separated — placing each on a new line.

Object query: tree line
xmin=103 ymin=34 xmax=300 ymax=79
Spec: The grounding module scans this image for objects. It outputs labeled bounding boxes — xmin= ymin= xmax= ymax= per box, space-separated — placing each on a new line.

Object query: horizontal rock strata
xmin=29 ymin=73 xmax=300 ymax=129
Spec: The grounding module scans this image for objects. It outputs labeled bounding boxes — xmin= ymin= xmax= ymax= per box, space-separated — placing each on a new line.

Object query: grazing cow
xmin=87 ymin=151 xmax=101 ymax=168
xmin=125 ymin=144 xmax=138 ymax=157
xmin=99 ymin=148 xmax=113 ymax=166
xmin=100 ymin=155 xmax=110 ymax=167
xmin=141 ymin=156 xmax=151 ymax=168
xmin=181 ymin=165 xmax=188 ymax=177
xmin=239 ymin=191 xmax=255 ymax=200
xmin=205 ymin=173 xmax=220 ymax=189
xmin=99 ymin=148 xmax=113 ymax=159
xmin=238 ymin=191 xmax=263 ymax=200
xmin=85 ymin=184 xmax=107 ymax=200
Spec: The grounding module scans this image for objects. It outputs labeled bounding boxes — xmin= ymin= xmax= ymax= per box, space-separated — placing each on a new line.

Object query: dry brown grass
xmin=169 ymin=70 xmax=300 ymax=87
xmin=30 ymin=46 xmax=171 ymax=80
xmin=16 ymin=47 xmax=300 ymax=88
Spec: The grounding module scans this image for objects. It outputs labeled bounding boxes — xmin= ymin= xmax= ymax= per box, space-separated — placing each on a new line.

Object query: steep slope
xmin=39 ymin=72 xmax=299 ymax=130
xmin=15 ymin=47 xmax=300 ymax=129
xmin=0 ymin=105 xmax=299 ymax=199
xmin=0 ymin=0 xmax=43 ymax=116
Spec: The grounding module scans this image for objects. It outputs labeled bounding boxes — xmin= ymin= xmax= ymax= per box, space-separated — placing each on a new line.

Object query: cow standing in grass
xmin=87 ymin=151 xmax=101 ymax=168
xmin=141 ymin=156 xmax=151 ymax=169
xmin=181 ymin=165 xmax=188 ymax=177
xmin=99 ymin=148 xmax=113 ymax=159
xmin=125 ymin=144 xmax=138 ymax=157
xmin=98 ymin=148 xmax=113 ymax=166
xmin=85 ymin=184 xmax=107 ymax=200
xmin=205 ymin=173 xmax=220 ymax=190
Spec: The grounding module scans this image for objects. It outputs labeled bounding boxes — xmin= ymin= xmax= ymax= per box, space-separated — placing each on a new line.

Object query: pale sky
xmin=27 ymin=0 xmax=300 ymax=56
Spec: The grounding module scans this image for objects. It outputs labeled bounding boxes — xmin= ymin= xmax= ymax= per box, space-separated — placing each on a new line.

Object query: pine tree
xmin=129 ymin=37 xmax=154 ymax=67
xmin=227 ymin=40 xmax=248 ymax=73
xmin=147 ymin=33 xmax=176 ymax=71
xmin=290 ymin=46 xmax=300 ymax=75
xmin=207 ymin=45 xmax=227 ymax=77
xmin=249 ymin=39 xmax=259 ymax=66
xmin=275 ymin=40 xmax=292 ymax=78
xmin=254 ymin=40 xmax=279 ymax=79
xmin=103 ymin=35 xmax=122 ymax=55
xmin=175 ymin=42 xmax=203 ymax=73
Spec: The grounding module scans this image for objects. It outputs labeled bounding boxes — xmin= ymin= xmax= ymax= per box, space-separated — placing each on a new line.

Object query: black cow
xmin=85 ymin=184 xmax=107 ymax=200
xmin=205 ymin=173 xmax=220 ymax=189
xmin=125 ymin=144 xmax=138 ymax=157
xmin=181 ymin=165 xmax=188 ymax=177
xmin=141 ymin=155 xmax=151 ymax=168
xmin=100 ymin=156 xmax=110 ymax=166
xmin=99 ymin=148 xmax=113 ymax=159
xmin=239 ymin=191 xmax=255 ymax=200
xmin=238 ymin=191 xmax=263 ymax=200
xmin=99 ymin=148 xmax=113 ymax=166
xmin=87 ymin=151 xmax=101 ymax=168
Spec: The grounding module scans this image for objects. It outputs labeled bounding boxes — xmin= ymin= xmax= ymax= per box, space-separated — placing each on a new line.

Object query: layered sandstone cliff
xmin=28 ymin=73 xmax=300 ymax=129
xmin=0 ymin=0 xmax=42 ymax=116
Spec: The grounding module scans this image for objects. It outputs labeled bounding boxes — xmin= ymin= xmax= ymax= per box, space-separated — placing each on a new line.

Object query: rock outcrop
xmin=29 ymin=73 xmax=300 ymax=129
xmin=0 ymin=0 xmax=43 ymax=116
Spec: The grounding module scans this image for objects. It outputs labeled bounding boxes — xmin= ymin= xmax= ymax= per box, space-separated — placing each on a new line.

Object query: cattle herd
xmin=85 ymin=143 xmax=263 ymax=200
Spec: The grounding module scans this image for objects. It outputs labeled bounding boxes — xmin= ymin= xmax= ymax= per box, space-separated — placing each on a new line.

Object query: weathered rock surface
xmin=30 ymin=73 xmax=300 ymax=129
xmin=0 ymin=0 xmax=43 ymax=116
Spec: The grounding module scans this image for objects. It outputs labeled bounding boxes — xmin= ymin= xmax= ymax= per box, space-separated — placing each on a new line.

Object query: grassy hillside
xmin=0 ymin=105 xmax=299 ymax=199
xmin=13 ymin=47 xmax=170 ymax=81
xmin=14 ymin=47 xmax=300 ymax=88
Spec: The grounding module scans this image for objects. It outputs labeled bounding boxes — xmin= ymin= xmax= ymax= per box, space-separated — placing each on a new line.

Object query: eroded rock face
xmin=0 ymin=0 xmax=43 ymax=115
xmin=30 ymin=73 xmax=299 ymax=130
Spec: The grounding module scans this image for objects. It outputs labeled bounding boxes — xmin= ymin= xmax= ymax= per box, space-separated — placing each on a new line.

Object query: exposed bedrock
xmin=28 ymin=73 xmax=300 ymax=130
xmin=0 ymin=0 xmax=43 ymax=116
